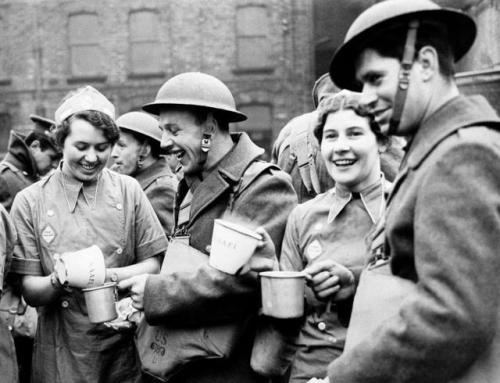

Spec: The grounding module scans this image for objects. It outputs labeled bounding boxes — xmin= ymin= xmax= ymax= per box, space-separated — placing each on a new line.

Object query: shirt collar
xmin=328 ymin=174 xmax=385 ymax=224
xmin=56 ymin=165 xmax=100 ymax=213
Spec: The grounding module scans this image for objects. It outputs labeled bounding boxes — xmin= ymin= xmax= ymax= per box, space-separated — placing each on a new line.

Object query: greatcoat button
xmin=116 ymin=203 xmax=122 ymax=210
xmin=116 ymin=247 xmax=123 ymax=255
xmin=61 ymin=300 xmax=69 ymax=308
xmin=317 ymin=322 xmax=326 ymax=331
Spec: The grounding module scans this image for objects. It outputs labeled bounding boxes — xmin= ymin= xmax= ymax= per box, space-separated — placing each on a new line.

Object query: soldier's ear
xmin=29 ymin=139 xmax=42 ymax=151
xmin=416 ymin=45 xmax=438 ymax=82
xmin=202 ymin=113 xmax=217 ymax=135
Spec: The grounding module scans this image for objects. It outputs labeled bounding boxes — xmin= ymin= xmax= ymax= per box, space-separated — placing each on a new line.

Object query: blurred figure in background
xmin=0 ymin=114 xmax=61 ymax=383
xmin=112 ymin=111 xmax=178 ymax=236
xmin=0 ymin=115 xmax=61 ymax=211
xmin=0 ymin=202 xmax=18 ymax=383
xmin=272 ymin=73 xmax=337 ymax=203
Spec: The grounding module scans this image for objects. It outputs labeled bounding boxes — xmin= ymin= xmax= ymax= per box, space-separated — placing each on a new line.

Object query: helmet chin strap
xmin=388 ymin=19 xmax=420 ymax=135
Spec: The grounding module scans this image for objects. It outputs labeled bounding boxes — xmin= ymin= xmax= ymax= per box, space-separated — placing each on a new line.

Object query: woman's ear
xmin=377 ymin=141 xmax=388 ymax=154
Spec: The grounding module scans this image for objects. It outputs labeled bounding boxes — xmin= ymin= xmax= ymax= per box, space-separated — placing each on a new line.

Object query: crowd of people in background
xmin=0 ymin=0 xmax=499 ymax=383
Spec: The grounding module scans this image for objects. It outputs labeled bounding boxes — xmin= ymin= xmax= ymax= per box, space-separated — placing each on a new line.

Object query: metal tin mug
xmin=82 ymin=282 xmax=118 ymax=323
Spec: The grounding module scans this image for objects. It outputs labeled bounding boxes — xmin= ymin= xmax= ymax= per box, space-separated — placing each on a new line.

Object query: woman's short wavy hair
xmin=54 ymin=110 xmax=120 ymax=149
xmin=313 ymin=90 xmax=390 ymax=147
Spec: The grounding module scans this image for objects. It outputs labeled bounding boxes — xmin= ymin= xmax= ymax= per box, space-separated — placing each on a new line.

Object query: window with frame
xmin=129 ymin=10 xmax=162 ymax=76
xmin=68 ymin=13 xmax=103 ymax=78
xmin=236 ymin=5 xmax=272 ymax=70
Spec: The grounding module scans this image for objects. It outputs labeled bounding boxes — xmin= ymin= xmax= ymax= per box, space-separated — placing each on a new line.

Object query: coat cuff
xmin=10 ymin=257 xmax=43 ymax=275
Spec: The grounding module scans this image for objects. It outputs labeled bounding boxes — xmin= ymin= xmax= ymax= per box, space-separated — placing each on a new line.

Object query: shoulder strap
xmin=290 ymin=126 xmax=314 ymax=193
xmin=288 ymin=116 xmax=322 ymax=195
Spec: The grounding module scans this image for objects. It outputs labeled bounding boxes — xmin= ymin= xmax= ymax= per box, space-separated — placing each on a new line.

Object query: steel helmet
xmin=115 ymin=111 xmax=162 ymax=143
xmin=329 ymin=0 xmax=477 ymax=90
xmin=142 ymin=72 xmax=247 ymax=122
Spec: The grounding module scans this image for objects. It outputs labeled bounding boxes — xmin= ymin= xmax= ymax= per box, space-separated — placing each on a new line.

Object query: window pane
xmin=130 ymin=11 xmax=159 ymax=41
xmin=130 ymin=42 xmax=162 ymax=74
xmin=237 ymin=37 xmax=270 ymax=68
xmin=71 ymin=45 xmax=102 ymax=76
xmin=237 ymin=6 xmax=268 ymax=35
xmin=69 ymin=14 xmax=99 ymax=43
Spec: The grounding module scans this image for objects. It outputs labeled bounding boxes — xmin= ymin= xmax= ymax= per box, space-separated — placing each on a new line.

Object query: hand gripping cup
xmin=54 ymin=245 xmax=106 ymax=289
xmin=209 ymin=219 xmax=262 ymax=274
xmin=260 ymin=271 xmax=306 ymax=318
xmin=82 ymin=282 xmax=118 ymax=323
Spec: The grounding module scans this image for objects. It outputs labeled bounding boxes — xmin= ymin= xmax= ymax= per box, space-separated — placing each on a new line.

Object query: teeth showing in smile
xmin=334 ymin=159 xmax=356 ymax=166
xmin=82 ymin=163 xmax=97 ymax=170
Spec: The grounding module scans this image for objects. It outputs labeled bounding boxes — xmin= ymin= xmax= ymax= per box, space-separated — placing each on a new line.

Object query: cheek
xmin=320 ymin=142 xmax=332 ymax=162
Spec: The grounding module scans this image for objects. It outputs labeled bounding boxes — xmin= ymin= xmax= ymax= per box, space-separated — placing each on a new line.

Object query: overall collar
xmin=328 ymin=174 xmax=387 ymax=224
xmin=56 ymin=165 xmax=101 ymax=213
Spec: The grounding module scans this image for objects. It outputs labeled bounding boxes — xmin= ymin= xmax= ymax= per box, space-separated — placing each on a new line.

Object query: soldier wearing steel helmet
xmin=307 ymin=1 xmax=500 ymax=383
xmin=118 ymin=72 xmax=297 ymax=383
xmin=111 ymin=111 xmax=178 ymax=236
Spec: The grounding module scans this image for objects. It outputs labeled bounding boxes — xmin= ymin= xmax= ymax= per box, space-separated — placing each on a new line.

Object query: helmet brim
xmin=142 ymin=100 xmax=247 ymax=123
xmin=329 ymin=9 xmax=477 ymax=91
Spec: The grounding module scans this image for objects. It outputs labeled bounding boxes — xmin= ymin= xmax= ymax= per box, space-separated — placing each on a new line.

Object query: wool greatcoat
xmin=134 ymin=156 xmax=178 ymax=237
xmin=143 ymin=132 xmax=297 ymax=383
xmin=327 ymin=95 xmax=500 ymax=383
xmin=0 ymin=131 xmax=39 ymax=212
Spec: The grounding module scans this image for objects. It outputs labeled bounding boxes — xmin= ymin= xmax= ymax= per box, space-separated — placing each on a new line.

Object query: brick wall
xmin=0 ymin=0 xmax=315 ymax=155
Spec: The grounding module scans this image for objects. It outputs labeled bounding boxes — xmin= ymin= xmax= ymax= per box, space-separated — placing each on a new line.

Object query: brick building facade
xmin=0 ymin=0 xmax=315 ymax=157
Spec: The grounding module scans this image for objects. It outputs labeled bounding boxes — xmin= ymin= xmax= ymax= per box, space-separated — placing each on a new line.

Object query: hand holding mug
xmin=303 ymin=259 xmax=355 ymax=302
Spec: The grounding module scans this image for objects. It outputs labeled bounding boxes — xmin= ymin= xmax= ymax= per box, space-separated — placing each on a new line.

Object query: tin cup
xmin=82 ymin=282 xmax=118 ymax=323
xmin=56 ymin=245 xmax=105 ymax=289
xmin=260 ymin=271 xmax=306 ymax=318
xmin=209 ymin=219 xmax=262 ymax=275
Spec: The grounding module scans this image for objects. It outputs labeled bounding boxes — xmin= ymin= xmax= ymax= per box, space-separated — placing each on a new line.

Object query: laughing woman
xmin=9 ymin=86 xmax=168 ymax=383
xmin=280 ymin=90 xmax=393 ymax=382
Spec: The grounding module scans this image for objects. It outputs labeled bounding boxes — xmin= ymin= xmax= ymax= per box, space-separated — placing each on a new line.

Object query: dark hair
xmin=357 ymin=21 xmax=455 ymax=78
xmin=54 ymin=110 xmax=120 ymax=148
xmin=25 ymin=131 xmax=59 ymax=153
xmin=123 ymin=128 xmax=163 ymax=159
xmin=314 ymin=91 xmax=390 ymax=147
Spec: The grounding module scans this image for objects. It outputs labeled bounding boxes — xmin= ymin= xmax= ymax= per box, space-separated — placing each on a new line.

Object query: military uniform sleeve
xmin=9 ymin=191 xmax=43 ymax=276
xmin=0 ymin=176 xmax=14 ymax=213
xmin=144 ymin=168 xmax=297 ymax=326
xmin=279 ymin=205 xmax=305 ymax=271
xmin=144 ymin=176 xmax=177 ymax=237
xmin=0 ymin=204 xmax=16 ymax=289
xmin=131 ymin=180 xmax=169 ymax=262
xmin=328 ymin=132 xmax=500 ymax=382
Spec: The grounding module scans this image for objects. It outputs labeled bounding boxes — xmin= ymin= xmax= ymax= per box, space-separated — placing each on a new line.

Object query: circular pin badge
xmin=306 ymin=240 xmax=322 ymax=260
